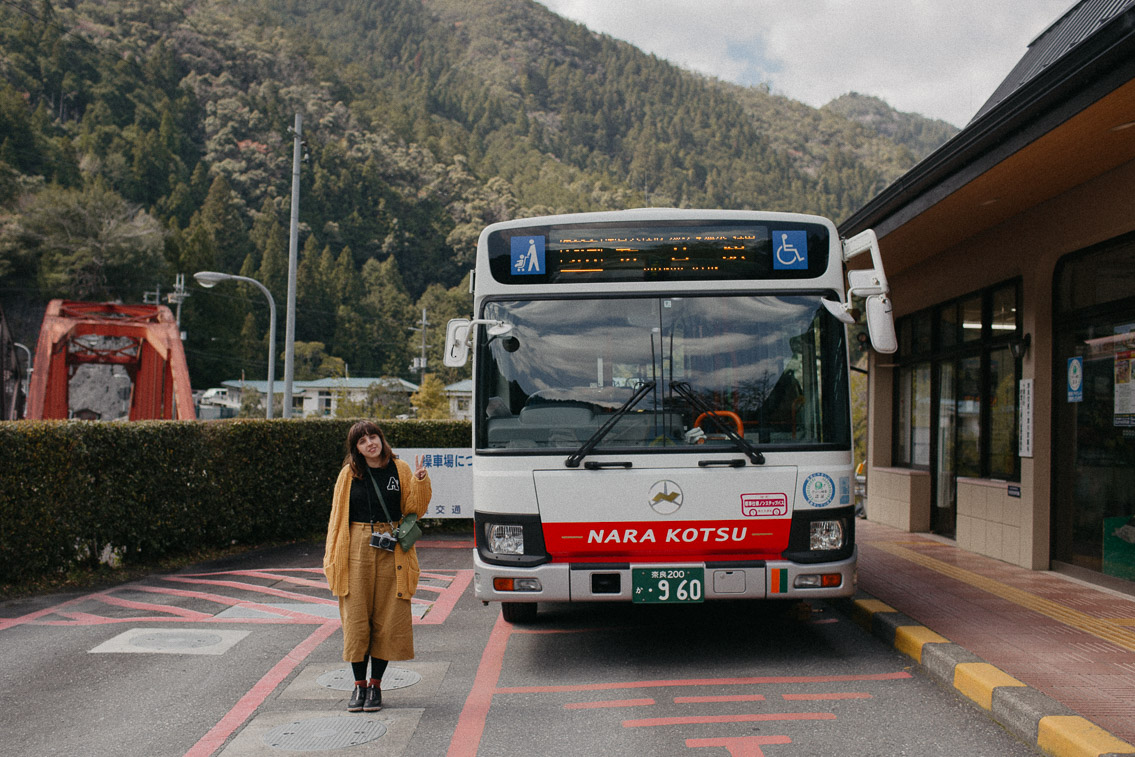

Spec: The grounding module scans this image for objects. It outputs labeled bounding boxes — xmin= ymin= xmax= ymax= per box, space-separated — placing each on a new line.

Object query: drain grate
xmin=130 ymin=631 xmax=224 ymax=650
xmin=316 ymin=666 xmax=422 ymax=691
xmin=263 ymin=716 xmax=386 ymax=751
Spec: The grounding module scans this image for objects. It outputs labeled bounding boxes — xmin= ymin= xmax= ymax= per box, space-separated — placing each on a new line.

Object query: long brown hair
xmin=344 ymin=421 xmax=392 ymax=478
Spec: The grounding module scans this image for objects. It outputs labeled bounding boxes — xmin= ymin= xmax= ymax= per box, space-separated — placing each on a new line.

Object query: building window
xmin=896 ymin=362 xmax=931 ymax=467
xmin=319 ymin=390 xmax=332 ymax=416
xmin=892 ymin=279 xmax=1022 ymax=481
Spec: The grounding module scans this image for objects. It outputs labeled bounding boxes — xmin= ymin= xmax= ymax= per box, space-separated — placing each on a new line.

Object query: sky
xmin=535 ymin=1 xmax=1075 ymax=127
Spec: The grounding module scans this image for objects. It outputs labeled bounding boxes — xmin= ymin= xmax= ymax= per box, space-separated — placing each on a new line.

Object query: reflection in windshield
xmin=476 ymin=295 xmax=849 ymax=452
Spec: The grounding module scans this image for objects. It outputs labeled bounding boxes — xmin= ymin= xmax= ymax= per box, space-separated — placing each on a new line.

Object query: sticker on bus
xmin=511 ymin=235 xmax=545 ymax=274
xmin=772 ymin=230 xmax=808 ymax=270
xmin=741 ymin=493 xmax=789 ymax=517
xmin=802 ymin=472 xmax=836 ymax=507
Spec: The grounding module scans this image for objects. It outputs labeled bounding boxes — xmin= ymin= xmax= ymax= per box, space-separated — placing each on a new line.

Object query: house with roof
xmin=445 ymin=379 xmax=473 ymax=421
xmin=214 ymin=376 xmax=419 ymax=418
xmin=841 ymin=0 xmax=1135 ymax=589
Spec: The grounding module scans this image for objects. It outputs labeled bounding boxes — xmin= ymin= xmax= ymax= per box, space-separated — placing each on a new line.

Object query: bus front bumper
xmin=472 ymin=547 xmax=857 ymax=603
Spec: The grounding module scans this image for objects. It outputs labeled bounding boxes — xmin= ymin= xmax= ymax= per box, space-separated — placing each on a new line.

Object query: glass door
xmin=933 ymin=362 xmax=957 ymax=536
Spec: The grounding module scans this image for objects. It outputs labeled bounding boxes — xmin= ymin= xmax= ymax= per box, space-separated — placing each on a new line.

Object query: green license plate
xmin=631 ymin=567 xmax=705 ymax=604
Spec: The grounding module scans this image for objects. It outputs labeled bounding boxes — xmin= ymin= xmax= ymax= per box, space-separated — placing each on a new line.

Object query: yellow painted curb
xmin=850 ymin=598 xmax=896 ymax=631
xmin=953 ymin=662 xmax=1025 ymax=710
xmin=1037 ymin=715 xmax=1135 ymax=757
xmin=893 ymin=625 xmax=948 ymax=663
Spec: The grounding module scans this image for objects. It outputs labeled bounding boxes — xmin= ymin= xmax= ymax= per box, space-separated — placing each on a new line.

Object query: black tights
xmin=351 ymin=656 xmax=389 ymax=683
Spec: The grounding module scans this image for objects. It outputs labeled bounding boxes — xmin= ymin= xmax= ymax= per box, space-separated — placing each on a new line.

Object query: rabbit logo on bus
xmin=741 ymin=493 xmax=788 ymax=518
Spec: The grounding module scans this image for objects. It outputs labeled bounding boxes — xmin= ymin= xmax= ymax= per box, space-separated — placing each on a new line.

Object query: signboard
xmin=401 ymin=448 xmax=473 ymax=519
xmin=1018 ymin=379 xmax=1033 ymax=458
xmin=1116 ymin=350 xmax=1134 ymax=427
xmin=1067 ymin=357 xmax=1083 ymax=403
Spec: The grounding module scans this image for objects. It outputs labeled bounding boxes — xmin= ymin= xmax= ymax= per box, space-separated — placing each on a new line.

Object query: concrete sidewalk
xmin=846 ymin=519 xmax=1135 ymax=757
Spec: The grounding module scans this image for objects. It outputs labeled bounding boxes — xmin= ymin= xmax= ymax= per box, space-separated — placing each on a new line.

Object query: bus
xmin=443 ymin=209 xmax=897 ymax=623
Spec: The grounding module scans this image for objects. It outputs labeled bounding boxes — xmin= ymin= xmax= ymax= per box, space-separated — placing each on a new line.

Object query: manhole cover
xmin=130 ymin=631 xmax=224 ymax=650
xmin=316 ymin=666 xmax=422 ymax=691
xmin=263 ymin=716 xmax=386 ymax=751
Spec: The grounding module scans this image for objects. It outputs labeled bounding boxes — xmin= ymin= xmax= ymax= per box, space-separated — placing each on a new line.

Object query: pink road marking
xmin=0 ymin=587 xmax=116 ymax=631
xmin=93 ymin=593 xmax=213 ymax=620
xmin=415 ymin=570 xmax=472 ymax=626
xmin=162 ymin=576 xmax=338 ymax=605
xmin=565 ymin=698 xmax=656 ymax=710
xmin=674 ymin=694 xmax=767 ymax=704
xmin=447 ymin=612 xmax=512 ymax=757
xmin=182 ymin=621 xmax=338 ymax=757
xmin=126 ymin=584 xmax=334 ymax=622
xmin=185 ymin=570 xmax=329 ymax=590
xmin=497 ymin=671 xmax=912 ymax=694
xmin=39 ymin=615 xmax=331 ymax=626
xmin=686 ymin=735 xmax=793 ymax=757
xmin=20 ymin=568 xmax=468 ymax=628
xmin=421 ymin=570 xmax=458 ymax=581
xmin=625 ymin=712 xmax=836 ymax=728
xmin=782 ymin=692 xmax=872 ymax=701
xmin=416 ymin=539 xmax=474 ymax=549
xmin=177 ymin=568 xmax=324 ymax=577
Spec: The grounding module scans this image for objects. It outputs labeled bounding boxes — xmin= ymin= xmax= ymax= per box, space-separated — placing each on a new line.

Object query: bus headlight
xmin=810 ymin=519 xmax=845 ymax=551
xmin=487 ymin=524 xmax=525 ymax=555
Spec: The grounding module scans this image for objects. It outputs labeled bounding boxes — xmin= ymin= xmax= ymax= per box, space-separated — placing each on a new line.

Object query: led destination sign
xmin=488 ymin=222 xmax=829 ymax=284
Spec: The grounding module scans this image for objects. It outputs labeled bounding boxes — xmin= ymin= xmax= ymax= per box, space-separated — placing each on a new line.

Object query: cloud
xmin=537 ymin=0 xmax=1071 ymax=126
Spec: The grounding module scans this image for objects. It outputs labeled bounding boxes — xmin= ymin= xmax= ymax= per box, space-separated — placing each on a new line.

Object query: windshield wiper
xmin=565 ymin=381 xmax=656 ymax=468
xmin=669 ymin=381 xmax=764 ymax=465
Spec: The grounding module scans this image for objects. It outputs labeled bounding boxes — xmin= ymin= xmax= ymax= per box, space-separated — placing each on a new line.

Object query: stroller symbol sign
xmin=773 ymin=230 xmax=808 ymax=270
xmin=511 ymin=236 xmax=545 ymax=275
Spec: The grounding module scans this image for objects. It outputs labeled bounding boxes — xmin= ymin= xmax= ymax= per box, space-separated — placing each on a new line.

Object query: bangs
xmin=348 ymin=420 xmax=385 ymax=448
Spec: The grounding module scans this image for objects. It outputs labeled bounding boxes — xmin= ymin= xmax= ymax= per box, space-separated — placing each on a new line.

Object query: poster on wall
xmin=1067 ymin=356 xmax=1083 ymax=403
xmin=401 ymin=448 xmax=473 ymax=519
xmin=1116 ymin=350 xmax=1134 ymax=427
xmin=1018 ymin=379 xmax=1033 ymax=458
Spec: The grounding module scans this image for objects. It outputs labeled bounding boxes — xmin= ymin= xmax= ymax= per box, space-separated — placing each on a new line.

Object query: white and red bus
xmin=444 ymin=209 xmax=896 ymax=623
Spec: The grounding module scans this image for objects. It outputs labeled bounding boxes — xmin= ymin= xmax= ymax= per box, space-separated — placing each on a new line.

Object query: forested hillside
xmin=0 ymin=0 xmax=957 ymax=394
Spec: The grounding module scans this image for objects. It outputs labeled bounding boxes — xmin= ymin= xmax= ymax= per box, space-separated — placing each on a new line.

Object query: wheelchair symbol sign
xmin=773 ymin=230 xmax=808 ymax=270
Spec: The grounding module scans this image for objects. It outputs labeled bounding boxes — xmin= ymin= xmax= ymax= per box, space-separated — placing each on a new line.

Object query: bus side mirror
xmin=444 ymin=318 xmax=472 ymax=367
xmin=865 ymin=295 xmax=897 ymax=353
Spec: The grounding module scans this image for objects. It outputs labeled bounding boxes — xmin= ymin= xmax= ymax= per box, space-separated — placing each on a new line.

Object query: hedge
xmin=0 ymin=419 xmax=471 ymax=587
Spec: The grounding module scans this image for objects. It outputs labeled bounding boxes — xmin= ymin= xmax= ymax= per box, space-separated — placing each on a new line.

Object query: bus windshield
xmin=476 ymin=294 xmax=850 ymax=453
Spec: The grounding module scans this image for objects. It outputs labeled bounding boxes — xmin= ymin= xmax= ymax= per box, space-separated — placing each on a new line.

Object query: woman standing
xmin=324 ymin=421 xmax=431 ymax=712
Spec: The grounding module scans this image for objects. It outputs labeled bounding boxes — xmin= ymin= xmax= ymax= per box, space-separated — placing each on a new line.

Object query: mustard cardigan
xmin=323 ymin=458 xmax=432 ymax=599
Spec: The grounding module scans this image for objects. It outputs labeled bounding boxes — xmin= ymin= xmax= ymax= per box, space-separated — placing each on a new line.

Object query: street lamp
xmin=194 ymin=271 xmax=276 ymax=419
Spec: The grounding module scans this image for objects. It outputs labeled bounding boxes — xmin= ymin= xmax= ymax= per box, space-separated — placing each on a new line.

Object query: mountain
xmin=0 ymin=0 xmax=957 ymax=390
xmin=823 ymin=92 xmax=958 ymax=160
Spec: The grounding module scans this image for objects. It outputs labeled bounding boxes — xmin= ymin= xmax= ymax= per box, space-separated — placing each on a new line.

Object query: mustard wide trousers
xmin=338 ymin=522 xmax=414 ymax=662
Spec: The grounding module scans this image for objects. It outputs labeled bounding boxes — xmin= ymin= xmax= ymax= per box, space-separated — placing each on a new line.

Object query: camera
xmin=370 ymin=531 xmax=397 ymax=552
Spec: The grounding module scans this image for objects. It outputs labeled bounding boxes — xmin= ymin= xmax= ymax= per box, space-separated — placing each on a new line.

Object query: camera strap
xmin=365 ymin=467 xmax=398 ymax=529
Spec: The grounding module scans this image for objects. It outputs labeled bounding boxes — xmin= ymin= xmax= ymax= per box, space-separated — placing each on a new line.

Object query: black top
xmin=348 ymin=458 xmax=403 ymax=524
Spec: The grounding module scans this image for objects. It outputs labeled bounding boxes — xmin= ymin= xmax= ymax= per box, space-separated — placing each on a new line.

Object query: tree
xmin=335 ymin=381 xmax=412 ymax=419
xmin=410 ymin=374 xmax=449 ymax=419
xmin=8 ymin=182 xmax=166 ymax=301
xmin=292 ymin=341 xmax=346 ymax=381
xmin=197 ymin=175 xmax=253 ymax=273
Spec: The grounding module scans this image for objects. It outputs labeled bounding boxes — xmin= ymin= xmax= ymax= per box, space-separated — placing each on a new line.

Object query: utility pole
xmin=142 ymin=282 xmax=161 ymax=306
xmin=410 ymin=308 xmax=429 ymax=376
xmin=165 ymin=273 xmax=190 ymax=333
xmin=283 ymin=112 xmax=303 ymax=418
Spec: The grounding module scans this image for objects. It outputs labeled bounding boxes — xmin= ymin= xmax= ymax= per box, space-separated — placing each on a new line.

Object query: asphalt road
xmin=0 ymin=537 xmax=1039 ymax=756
